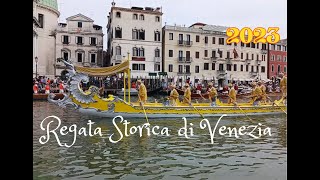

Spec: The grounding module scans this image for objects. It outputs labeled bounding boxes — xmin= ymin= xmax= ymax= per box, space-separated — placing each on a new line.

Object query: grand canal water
xmin=33 ymin=98 xmax=287 ymax=180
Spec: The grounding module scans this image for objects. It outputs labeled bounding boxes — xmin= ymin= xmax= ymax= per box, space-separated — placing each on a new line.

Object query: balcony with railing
xmin=184 ymin=41 xmax=193 ymax=46
xmin=217 ymin=70 xmax=226 ymax=75
xmin=177 ymin=40 xmax=193 ymax=47
xmin=177 ymin=72 xmax=191 ymax=76
xmin=177 ymin=57 xmax=192 ymax=63
xmin=261 ymin=49 xmax=268 ymax=54
xmin=210 ymin=56 xmax=217 ymax=62
xmin=245 ymin=59 xmax=251 ymax=64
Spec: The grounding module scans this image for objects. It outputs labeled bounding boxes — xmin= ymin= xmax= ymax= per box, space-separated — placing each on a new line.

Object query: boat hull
xmin=78 ymin=108 xmax=284 ymax=118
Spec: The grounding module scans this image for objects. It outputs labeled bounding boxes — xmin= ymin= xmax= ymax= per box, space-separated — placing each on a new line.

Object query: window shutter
xmin=61 ymin=35 xmax=63 ymax=42
xmin=75 ymin=37 xmax=78 ymax=43
xmin=68 ymin=36 xmax=71 ymax=43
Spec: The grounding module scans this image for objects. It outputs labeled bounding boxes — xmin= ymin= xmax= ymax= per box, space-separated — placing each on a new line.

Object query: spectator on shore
xmin=45 ymin=82 xmax=50 ymax=94
xmin=33 ymin=82 xmax=39 ymax=94
xmin=59 ymin=81 xmax=65 ymax=93
xmin=196 ymin=83 xmax=202 ymax=94
xmin=131 ymin=81 xmax=136 ymax=89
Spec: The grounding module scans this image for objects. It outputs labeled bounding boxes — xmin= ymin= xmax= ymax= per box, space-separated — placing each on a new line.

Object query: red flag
xmin=233 ymin=48 xmax=238 ymax=59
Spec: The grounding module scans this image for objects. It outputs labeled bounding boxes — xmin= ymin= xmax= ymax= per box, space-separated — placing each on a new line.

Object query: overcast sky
xmin=58 ymin=0 xmax=287 ymax=50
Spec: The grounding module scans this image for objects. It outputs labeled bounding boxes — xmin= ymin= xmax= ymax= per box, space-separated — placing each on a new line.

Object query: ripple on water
xmin=33 ymin=101 xmax=287 ymax=180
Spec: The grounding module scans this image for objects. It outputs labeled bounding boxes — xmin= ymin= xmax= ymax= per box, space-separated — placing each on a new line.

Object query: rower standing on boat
xmin=182 ymin=83 xmax=191 ymax=105
xmin=279 ymin=73 xmax=287 ymax=104
xmin=137 ymin=79 xmax=147 ymax=104
xmin=207 ymin=82 xmax=217 ymax=106
xmin=251 ymin=82 xmax=262 ymax=106
xmin=227 ymin=83 xmax=237 ymax=104
xmin=168 ymin=83 xmax=179 ymax=106
xmin=258 ymin=81 xmax=267 ymax=103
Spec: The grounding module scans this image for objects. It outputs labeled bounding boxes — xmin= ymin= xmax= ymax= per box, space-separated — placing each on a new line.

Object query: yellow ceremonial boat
xmin=48 ymin=59 xmax=287 ymax=118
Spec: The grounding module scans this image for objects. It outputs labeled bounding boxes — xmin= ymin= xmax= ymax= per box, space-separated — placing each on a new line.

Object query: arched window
xmin=89 ymin=51 xmax=97 ymax=63
xmin=139 ymin=14 xmax=144 ymax=20
xmin=116 ymin=12 xmax=121 ymax=18
xmin=116 ymin=46 xmax=121 ymax=55
xmin=155 ymin=16 xmax=160 ymax=22
xmin=75 ymin=49 xmax=85 ymax=63
xmin=155 ymin=48 xmax=160 ymax=57
xmin=61 ymin=48 xmax=70 ymax=60
xmin=154 ymin=31 xmax=160 ymax=41
xmin=132 ymin=47 xmax=138 ymax=57
xmin=277 ymin=65 xmax=281 ymax=73
xmin=271 ymin=65 xmax=274 ymax=72
xmin=139 ymin=47 xmax=144 ymax=57
xmin=133 ymin=14 xmax=138 ymax=20
xmin=115 ymin=27 xmax=122 ymax=38
xmin=284 ymin=66 xmax=287 ymax=73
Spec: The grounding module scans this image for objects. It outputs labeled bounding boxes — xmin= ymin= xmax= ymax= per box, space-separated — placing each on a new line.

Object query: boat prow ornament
xmin=48 ymin=59 xmax=287 ymax=118
xmin=47 ymin=93 xmax=78 ymax=109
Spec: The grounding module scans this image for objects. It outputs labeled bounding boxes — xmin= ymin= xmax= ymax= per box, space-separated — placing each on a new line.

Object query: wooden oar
xmin=184 ymin=97 xmax=205 ymax=119
xmin=269 ymin=96 xmax=287 ymax=115
xmin=199 ymin=93 xmax=207 ymax=100
xmin=228 ymin=95 xmax=253 ymax=122
xmin=138 ymin=95 xmax=150 ymax=124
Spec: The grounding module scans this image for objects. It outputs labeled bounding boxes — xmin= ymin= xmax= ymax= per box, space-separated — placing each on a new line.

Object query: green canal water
xmin=33 ymin=98 xmax=287 ymax=180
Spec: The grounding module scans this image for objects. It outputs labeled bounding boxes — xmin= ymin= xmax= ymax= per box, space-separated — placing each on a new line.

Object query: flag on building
xmin=233 ymin=48 xmax=238 ymax=59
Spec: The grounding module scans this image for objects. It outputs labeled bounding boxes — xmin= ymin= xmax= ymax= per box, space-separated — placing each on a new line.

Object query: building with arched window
xmin=55 ymin=14 xmax=104 ymax=76
xmin=106 ymin=2 xmax=163 ymax=78
xmin=267 ymin=39 xmax=287 ymax=80
xmin=33 ymin=0 xmax=60 ymax=78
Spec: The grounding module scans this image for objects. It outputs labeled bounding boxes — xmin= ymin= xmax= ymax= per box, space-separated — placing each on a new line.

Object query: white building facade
xmin=162 ymin=23 xmax=268 ymax=87
xmin=35 ymin=0 xmax=60 ymax=78
xmin=106 ymin=2 xmax=163 ymax=78
xmin=33 ymin=0 xmax=40 ymax=77
xmin=55 ymin=14 xmax=104 ymax=76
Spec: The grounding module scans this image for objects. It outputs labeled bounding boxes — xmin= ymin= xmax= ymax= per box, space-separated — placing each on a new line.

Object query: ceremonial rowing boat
xmin=48 ymin=59 xmax=286 ymax=118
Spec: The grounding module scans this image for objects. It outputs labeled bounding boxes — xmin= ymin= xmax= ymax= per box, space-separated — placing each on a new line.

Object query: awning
xmin=75 ymin=60 xmax=129 ymax=77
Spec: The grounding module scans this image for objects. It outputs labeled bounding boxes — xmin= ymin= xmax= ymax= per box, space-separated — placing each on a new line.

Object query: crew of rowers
xmin=136 ymin=72 xmax=287 ymax=106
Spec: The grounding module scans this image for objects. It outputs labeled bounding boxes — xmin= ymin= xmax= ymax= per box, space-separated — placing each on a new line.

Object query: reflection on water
xmin=33 ymin=100 xmax=287 ymax=180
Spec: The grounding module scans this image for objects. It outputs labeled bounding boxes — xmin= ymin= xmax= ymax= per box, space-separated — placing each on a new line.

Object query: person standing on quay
xmin=45 ymin=82 xmax=50 ymax=94
xmin=137 ymin=79 xmax=147 ymax=104
xmin=33 ymin=82 xmax=39 ymax=94
xmin=59 ymin=81 xmax=65 ymax=93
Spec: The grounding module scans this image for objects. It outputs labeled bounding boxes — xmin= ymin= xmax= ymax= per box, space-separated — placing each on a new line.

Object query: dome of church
xmin=38 ymin=0 xmax=58 ymax=11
